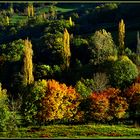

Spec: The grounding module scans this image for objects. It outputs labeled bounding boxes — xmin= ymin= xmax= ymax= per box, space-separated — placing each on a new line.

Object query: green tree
xmin=0 ymin=39 xmax=24 ymax=62
xmin=39 ymin=32 xmax=64 ymax=65
xmin=109 ymin=55 xmax=138 ymax=89
xmin=89 ymin=29 xmax=116 ymax=65
xmin=48 ymin=5 xmax=57 ymax=20
xmin=71 ymin=37 xmax=89 ymax=65
xmin=44 ymin=19 xmax=72 ymax=34
xmin=0 ymin=83 xmax=11 ymax=131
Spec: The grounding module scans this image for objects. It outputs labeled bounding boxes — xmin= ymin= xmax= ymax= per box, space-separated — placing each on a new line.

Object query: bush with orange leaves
xmin=23 ymin=79 xmax=81 ymax=125
xmin=124 ymin=83 xmax=140 ymax=122
xmin=85 ymin=88 xmax=128 ymax=122
xmin=124 ymin=83 xmax=140 ymax=103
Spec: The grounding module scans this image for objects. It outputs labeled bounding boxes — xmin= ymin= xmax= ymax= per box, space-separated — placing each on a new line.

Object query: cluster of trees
xmin=0 ymin=3 xmax=140 ymax=131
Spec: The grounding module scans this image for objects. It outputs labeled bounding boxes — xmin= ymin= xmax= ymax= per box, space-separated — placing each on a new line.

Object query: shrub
xmin=0 ymin=83 xmax=11 ymax=131
xmin=75 ymin=73 xmax=109 ymax=97
xmin=105 ymin=88 xmax=128 ymax=121
xmin=88 ymin=92 xmax=110 ymax=122
xmin=22 ymin=79 xmax=47 ymax=125
xmin=75 ymin=80 xmax=93 ymax=98
xmin=35 ymin=64 xmax=53 ymax=79
xmin=85 ymin=88 xmax=128 ymax=123
xmin=124 ymin=83 xmax=140 ymax=125
xmin=109 ymin=55 xmax=138 ymax=89
xmin=109 ymin=95 xmax=128 ymax=120
xmin=23 ymin=79 xmax=81 ymax=125
xmin=92 ymin=73 xmax=109 ymax=92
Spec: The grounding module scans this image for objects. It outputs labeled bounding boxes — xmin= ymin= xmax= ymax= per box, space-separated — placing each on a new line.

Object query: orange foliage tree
xmin=124 ymin=83 xmax=140 ymax=126
xmin=23 ymin=79 xmax=81 ymax=124
xmin=85 ymin=88 xmax=128 ymax=122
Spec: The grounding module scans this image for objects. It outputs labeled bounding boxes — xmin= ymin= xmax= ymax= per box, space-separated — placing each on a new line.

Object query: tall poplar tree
xmin=118 ymin=19 xmax=125 ymax=55
xmin=63 ymin=28 xmax=71 ymax=69
xmin=27 ymin=5 xmax=31 ymax=17
xmin=6 ymin=16 xmax=9 ymax=25
xmin=27 ymin=3 xmax=34 ymax=17
xmin=30 ymin=4 xmax=34 ymax=17
xmin=69 ymin=17 xmax=73 ymax=26
xmin=136 ymin=31 xmax=140 ymax=65
xmin=23 ymin=38 xmax=34 ymax=85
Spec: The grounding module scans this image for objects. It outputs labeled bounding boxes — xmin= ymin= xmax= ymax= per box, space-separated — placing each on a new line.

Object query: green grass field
xmin=9 ymin=5 xmax=77 ymax=24
xmin=0 ymin=124 xmax=140 ymax=138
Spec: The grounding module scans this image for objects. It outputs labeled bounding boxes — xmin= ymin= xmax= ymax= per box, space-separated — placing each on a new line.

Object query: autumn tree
xmin=30 ymin=4 xmax=34 ymax=17
xmin=63 ymin=28 xmax=71 ymax=70
xmin=23 ymin=79 xmax=81 ymax=125
xmin=6 ymin=16 xmax=10 ymax=25
xmin=27 ymin=3 xmax=34 ymax=17
xmin=69 ymin=17 xmax=74 ymax=26
xmin=9 ymin=3 xmax=14 ymax=15
xmin=118 ymin=19 xmax=125 ymax=55
xmin=23 ymin=38 xmax=34 ymax=86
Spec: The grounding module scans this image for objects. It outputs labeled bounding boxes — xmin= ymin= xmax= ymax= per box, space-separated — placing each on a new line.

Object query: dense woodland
xmin=0 ymin=2 xmax=140 ymax=132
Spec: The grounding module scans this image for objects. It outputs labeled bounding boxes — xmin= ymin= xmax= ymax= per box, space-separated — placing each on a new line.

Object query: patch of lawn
xmin=0 ymin=124 xmax=139 ymax=138
xmin=10 ymin=14 xmax=28 ymax=24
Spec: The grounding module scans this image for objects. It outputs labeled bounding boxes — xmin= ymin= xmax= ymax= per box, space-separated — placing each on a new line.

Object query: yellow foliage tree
xmin=69 ymin=16 xmax=73 ymax=26
xmin=27 ymin=5 xmax=31 ymax=17
xmin=30 ymin=4 xmax=34 ymax=17
xmin=6 ymin=16 xmax=9 ymax=25
xmin=118 ymin=19 xmax=125 ymax=55
xmin=10 ymin=7 xmax=14 ymax=14
xmin=27 ymin=4 xmax=34 ymax=17
xmin=63 ymin=28 xmax=71 ymax=69
xmin=23 ymin=38 xmax=34 ymax=85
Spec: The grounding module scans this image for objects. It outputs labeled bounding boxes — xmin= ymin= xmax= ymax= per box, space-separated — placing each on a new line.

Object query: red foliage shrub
xmin=87 ymin=88 xmax=128 ymax=122
xmin=124 ymin=83 xmax=140 ymax=120
xmin=124 ymin=83 xmax=140 ymax=103
xmin=88 ymin=93 xmax=110 ymax=122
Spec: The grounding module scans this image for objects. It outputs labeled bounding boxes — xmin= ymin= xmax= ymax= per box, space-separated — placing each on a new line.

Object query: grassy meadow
xmin=0 ymin=124 xmax=140 ymax=138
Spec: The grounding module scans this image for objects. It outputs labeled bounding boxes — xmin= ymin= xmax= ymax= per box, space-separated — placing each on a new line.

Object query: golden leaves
xmin=118 ymin=19 xmax=125 ymax=53
xmin=23 ymin=38 xmax=34 ymax=85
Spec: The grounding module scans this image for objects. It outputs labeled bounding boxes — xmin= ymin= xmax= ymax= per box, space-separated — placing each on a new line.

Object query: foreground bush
xmin=124 ymin=83 xmax=140 ymax=126
xmin=23 ymin=79 xmax=81 ymax=125
xmin=82 ymin=88 xmax=128 ymax=123
xmin=0 ymin=83 xmax=11 ymax=131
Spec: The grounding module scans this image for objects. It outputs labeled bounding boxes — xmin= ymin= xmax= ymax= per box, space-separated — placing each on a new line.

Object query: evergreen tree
xmin=23 ymin=38 xmax=34 ymax=86
xmin=118 ymin=19 xmax=125 ymax=55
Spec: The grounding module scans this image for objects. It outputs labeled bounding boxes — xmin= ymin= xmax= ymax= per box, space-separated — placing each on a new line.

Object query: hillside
xmin=0 ymin=3 xmax=140 ymax=138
